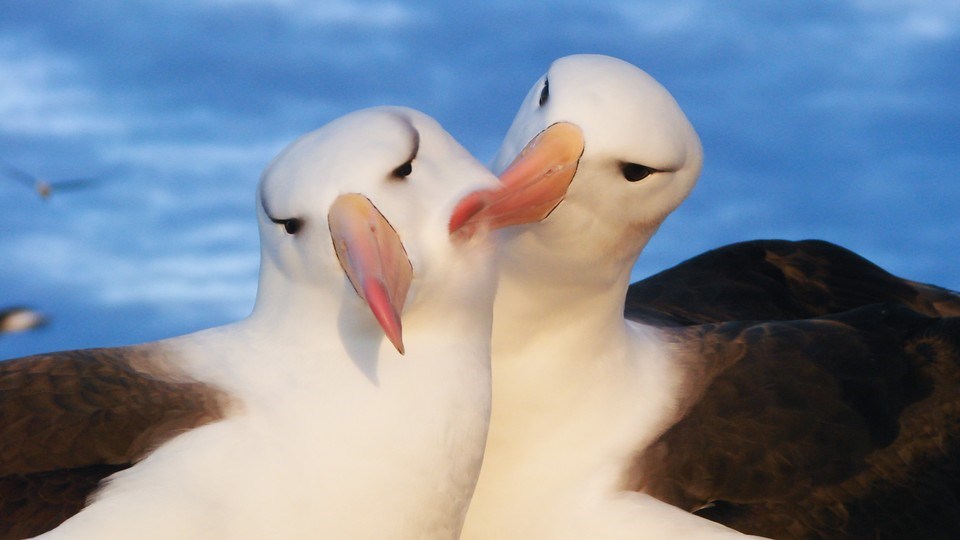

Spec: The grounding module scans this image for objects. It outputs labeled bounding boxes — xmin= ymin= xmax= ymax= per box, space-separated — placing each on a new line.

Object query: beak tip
xmin=448 ymin=122 xmax=581 ymax=237
xmin=384 ymin=328 xmax=407 ymax=356
xmin=361 ymin=276 xmax=407 ymax=357
xmin=448 ymin=192 xmax=489 ymax=236
xmin=378 ymin=313 xmax=406 ymax=356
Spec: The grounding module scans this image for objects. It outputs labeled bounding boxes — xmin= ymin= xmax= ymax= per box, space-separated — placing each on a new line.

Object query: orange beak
xmin=449 ymin=122 xmax=583 ymax=238
xmin=329 ymin=193 xmax=412 ymax=355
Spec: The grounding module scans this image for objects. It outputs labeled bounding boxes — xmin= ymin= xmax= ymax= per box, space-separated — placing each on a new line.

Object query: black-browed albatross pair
xmin=460 ymin=54 xmax=960 ymax=540
xmin=3 ymin=54 xmax=958 ymax=540
xmin=0 ymin=106 xmax=578 ymax=539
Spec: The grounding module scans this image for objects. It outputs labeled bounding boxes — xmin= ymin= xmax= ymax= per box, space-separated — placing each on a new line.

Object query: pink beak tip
xmin=362 ymin=276 xmax=406 ymax=356
xmin=448 ymin=191 xmax=491 ymax=236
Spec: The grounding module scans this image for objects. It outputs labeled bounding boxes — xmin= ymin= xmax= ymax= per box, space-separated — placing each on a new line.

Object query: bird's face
xmin=255 ymin=107 xmax=573 ymax=353
xmin=492 ymin=55 xmax=703 ymax=272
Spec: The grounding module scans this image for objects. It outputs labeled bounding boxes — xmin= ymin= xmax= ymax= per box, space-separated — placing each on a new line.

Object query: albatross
xmin=0 ymin=160 xmax=99 ymax=201
xmin=0 ymin=106 xmax=575 ymax=540
xmin=460 ymin=54 xmax=960 ymax=540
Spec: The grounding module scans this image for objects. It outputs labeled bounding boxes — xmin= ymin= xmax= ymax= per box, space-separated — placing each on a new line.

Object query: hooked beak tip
xmin=362 ymin=276 xmax=406 ymax=356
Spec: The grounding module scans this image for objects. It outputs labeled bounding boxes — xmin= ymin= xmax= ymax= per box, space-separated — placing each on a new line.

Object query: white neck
xmin=463 ymin=228 xmax=689 ymax=539
xmin=486 ymin=228 xmax=674 ymax=455
xmin=491 ymin=219 xmax=656 ymax=359
xmin=493 ymin=262 xmax=630 ymax=355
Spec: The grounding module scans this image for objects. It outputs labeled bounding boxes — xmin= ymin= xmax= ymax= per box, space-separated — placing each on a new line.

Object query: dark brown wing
xmin=0 ymin=465 xmax=124 ymax=539
xmin=626 ymin=239 xmax=960 ymax=326
xmin=0 ymin=347 xmax=227 ymax=539
xmin=629 ymin=304 xmax=960 ymax=539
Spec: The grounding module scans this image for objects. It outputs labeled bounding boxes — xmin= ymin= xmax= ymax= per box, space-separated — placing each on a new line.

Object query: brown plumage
xmin=626 ymin=239 xmax=960 ymax=325
xmin=624 ymin=240 xmax=960 ymax=539
xmin=0 ymin=347 xmax=227 ymax=539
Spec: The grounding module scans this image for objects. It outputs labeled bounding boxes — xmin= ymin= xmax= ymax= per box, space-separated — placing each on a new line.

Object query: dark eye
xmin=620 ymin=162 xmax=657 ymax=183
xmin=391 ymin=160 xmax=413 ymax=179
xmin=270 ymin=216 xmax=303 ymax=235
xmin=283 ymin=218 xmax=303 ymax=235
xmin=538 ymin=78 xmax=549 ymax=107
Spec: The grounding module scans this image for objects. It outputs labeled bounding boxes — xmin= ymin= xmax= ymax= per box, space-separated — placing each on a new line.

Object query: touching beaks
xmin=327 ymin=123 xmax=583 ymax=353
xmin=329 ymin=193 xmax=412 ymax=355
xmin=449 ymin=122 xmax=584 ymax=239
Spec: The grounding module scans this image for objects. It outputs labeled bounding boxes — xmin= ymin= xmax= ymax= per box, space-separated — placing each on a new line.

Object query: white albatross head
xmin=251 ymin=106 xmax=572 ymax=354
xmin=491 ymin=54 xmax=703 ymax=285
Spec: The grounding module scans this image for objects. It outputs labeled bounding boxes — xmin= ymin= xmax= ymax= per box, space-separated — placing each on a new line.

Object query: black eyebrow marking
xmin=406 ymin=126 xmax=420 ymax=164
xmin=386 ymin=112 xmax=420 ymax=180
xmin=392 ymin=112 xmax=420 ymax=164
xmin=260 ymin=186 xmax=303 ymax=234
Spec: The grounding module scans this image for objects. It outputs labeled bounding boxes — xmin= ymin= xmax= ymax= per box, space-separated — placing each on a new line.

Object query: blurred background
xmin=2 ymin=1 xmax=958 ymax=358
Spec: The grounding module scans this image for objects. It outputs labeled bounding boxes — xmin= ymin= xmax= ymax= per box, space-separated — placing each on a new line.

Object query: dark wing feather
xmin=0 ymin=347 xmax=227 ymax=539
xmin=0 ymin=161 xmax=37 ymax=188
xmin=626 ymin=239 xmax=960 ymax=326
xmin=0 ymin=465 xmax=127 ymax=540
xmin=49 ymin=178 xmax=99 ymax=192
xmin=630 ymin=305 xmax=960 ymax=539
